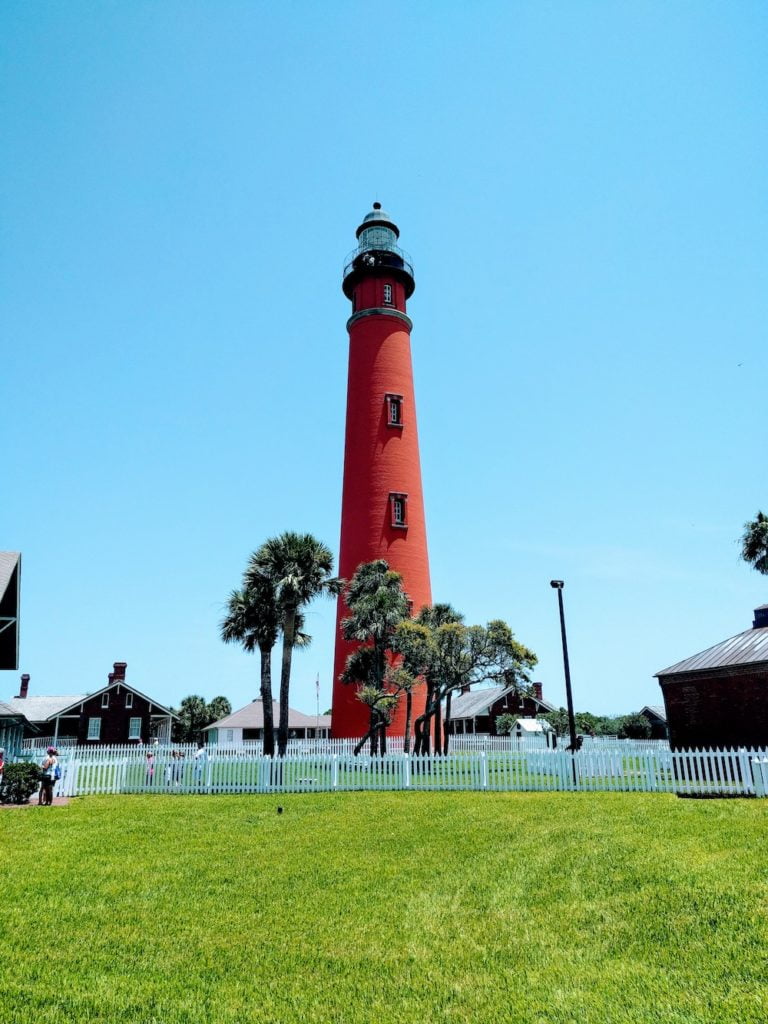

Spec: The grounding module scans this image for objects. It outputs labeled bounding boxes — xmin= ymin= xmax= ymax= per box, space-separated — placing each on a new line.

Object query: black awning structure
xmin=0 ymin=552 xmax=21 ymax=670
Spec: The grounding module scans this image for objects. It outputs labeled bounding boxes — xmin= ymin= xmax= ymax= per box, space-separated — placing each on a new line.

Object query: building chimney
xmin=753 ymin=606 xmax=768 ymax=629
xmin=108 ymin=672 xmax=115 ymax=687
xmin=113 ymin=662 xmax=127 ymax=681
xmin=532 ymin=682 xmax=543 ymax=702
xmin=18 ymin=673 xmax=30 ymax=699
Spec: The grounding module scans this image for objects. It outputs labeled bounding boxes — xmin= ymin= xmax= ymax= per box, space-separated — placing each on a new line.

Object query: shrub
xmin=495 ymin=713 xmax=520 ymax=735
xmin=618 ymin=712 xmax=652 ymax=740
xmin=0 ymin=762 xmax=42 ymax=804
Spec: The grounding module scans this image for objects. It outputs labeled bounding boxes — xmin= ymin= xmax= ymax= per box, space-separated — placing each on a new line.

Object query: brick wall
xmin=659 ymin=664 xmax=768 ymax=749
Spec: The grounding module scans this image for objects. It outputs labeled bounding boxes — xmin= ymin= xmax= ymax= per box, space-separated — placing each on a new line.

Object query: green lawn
xmin=2 ymin=793 xmax=767 ymax=1023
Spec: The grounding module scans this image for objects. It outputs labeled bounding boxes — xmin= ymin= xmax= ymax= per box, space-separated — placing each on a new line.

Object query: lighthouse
xmin=331 ymin=204 xmax=432 ymax=738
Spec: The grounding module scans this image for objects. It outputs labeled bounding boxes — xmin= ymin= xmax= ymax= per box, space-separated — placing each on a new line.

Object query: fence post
xmin=738 ymin=749 xmax=755 ymax=796
xmin=403 ymin=754 xmax=411 ymax=790
xmin=750 ymin=757 xmax=768 ymax=797
xmin=481 ymin=751 xmax=488 ymax=791
xmin=332 ymin=755 xmax=338 ymax=791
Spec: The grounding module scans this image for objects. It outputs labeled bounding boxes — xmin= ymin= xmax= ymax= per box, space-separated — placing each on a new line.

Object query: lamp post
xmin=550 ymin=581 xmax=578 ymax=776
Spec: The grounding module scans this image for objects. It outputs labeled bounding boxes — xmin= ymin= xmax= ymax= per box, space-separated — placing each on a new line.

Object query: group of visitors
xmin=39 ymin=746 xmax=60 ymax=805
xmin=144 ymin=742 xmax=208 ymax=788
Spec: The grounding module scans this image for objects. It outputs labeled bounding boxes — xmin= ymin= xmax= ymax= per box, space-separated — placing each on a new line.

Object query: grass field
xmin=2 ymin=792 xmax=767 ymax=1023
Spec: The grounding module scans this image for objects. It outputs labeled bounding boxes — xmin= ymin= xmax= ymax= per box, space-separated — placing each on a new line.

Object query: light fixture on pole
xmin=550 ymin=580 xmax=579 ymax=773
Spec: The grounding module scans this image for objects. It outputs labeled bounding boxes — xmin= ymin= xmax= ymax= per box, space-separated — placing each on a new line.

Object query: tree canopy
xmin=340 ymin=560 xmax=410 ymax=754
xmin=172 ymin=695 xmax=232 ymax=743
xmin=393 ymin=610 xmax=537 ymax=755
xmin=741 ymin=511 xmax=768 ymax=575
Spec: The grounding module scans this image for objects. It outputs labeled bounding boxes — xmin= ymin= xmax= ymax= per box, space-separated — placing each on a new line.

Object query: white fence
xmin=42 ymin=747 xmax=768 ymax=799
xmin=20 ymin=734 xmax=671 ymax=761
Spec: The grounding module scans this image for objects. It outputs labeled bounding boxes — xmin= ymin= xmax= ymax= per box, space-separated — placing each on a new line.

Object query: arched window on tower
xmin=383 ymin=283 xmax=393 ymax=305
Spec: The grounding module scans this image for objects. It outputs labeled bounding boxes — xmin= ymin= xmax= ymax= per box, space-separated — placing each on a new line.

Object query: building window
xmin=125 ymin=692 xmax=133 ymax=709
xmin=87 ymin=717 xmax=101 ymax=741
xmin=226 ymin=729 xmax=234 ymax=743
xmin=386 ymin=394 xmax=403 ymax=427
xmin=101 ymin=692 xmax=109 ymax=708
xmin=128 ymin=717 xmax=142 ymax=740
xmin=390 ymin=493 xmax=408 ymax=528
xmin=383 ymin=283 xmax=393 ymax=305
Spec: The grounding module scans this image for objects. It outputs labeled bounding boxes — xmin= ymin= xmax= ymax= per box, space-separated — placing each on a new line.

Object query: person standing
xmin=193 ymin=741 xmax=207 ymax=788
xmin=39 ymin=746 xmax=58 ymax=806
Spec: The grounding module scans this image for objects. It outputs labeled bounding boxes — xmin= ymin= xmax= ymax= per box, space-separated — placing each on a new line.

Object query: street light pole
xmin=550 ymin=581 xmax=578 ymax=775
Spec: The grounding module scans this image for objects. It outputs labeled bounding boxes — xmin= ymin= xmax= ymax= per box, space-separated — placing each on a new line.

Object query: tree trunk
xmin=354 ymin=715 xmax=382 ymax=756
xmin=415 ymin=686 xmax=432 ymax=756
xmin=277 ymin=606 xmax=296 ymax=757
xmin=434 ymin=692 xmax=443 ymax=756
xmin=259 ymin=642 xmax=275 ymax=757
xmin=379 ymin=720 xmax=387 ymax=755
xmin=403 ymin=690 xmax=413 ymax=754
xmin=443 ymin=691 xmax=453 ymax=756
xmin=413 ymin=714 xmax=425 ymax=756
xmin=370 ymin=711 xmax=379 ymax=756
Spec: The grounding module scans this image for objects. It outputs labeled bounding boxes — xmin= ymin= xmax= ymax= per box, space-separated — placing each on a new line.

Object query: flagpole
xmin=315 ymin=672 xmax=320 ymax=753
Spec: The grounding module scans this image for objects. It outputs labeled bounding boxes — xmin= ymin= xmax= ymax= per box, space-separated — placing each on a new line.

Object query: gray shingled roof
xmin=4 ymin=695 xmax=88 ymax=722
xmin=0 ymin=552 xmax=20 ymax=600
xmin=204 ymin=700 xmax=332 ymax=732
xmin=449 ymin=686 xmax=555 ymax=720
xmin=641 ymin=705 xmax=667 ymax=722
xmin=656 ymin=626 xmax=768 ymax=677
xmin=449 ymin=686 xmax=507 ymax=720
xmin=0 ymin=699 xmax=31 ymax=721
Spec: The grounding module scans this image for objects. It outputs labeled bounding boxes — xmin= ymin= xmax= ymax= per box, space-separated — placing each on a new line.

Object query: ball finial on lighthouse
xmin=331 ymin=205 xmax=432 ymax=738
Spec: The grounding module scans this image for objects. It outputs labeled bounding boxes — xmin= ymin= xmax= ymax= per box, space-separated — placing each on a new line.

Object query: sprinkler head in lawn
xmin=277 ymin=806 xmax=283 ymax=814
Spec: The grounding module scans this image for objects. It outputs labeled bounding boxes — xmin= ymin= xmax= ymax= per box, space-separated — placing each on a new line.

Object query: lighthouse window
xmin=386 ymin=394 xmax=403 ymax=427
xmin=383 ymin=283 xmax=393 ymax=305
xmin=390 ymin=493 xmax=408 ymax=528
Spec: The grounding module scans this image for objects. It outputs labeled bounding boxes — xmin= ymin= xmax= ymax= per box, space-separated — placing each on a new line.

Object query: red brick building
xmin=656 ymin=605 xmax=768 ymax=750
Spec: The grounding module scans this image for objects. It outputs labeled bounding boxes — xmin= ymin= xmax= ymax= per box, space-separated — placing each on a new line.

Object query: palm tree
xmin=248 ymin=532 xmax=342 ymax=756
xmin=341 ymin=560 xmax=410 ymax=754
xmin=220 ymin=574 xmax=280 ymax=756
xmin=741 ymin=511 xmax=768 ymax=575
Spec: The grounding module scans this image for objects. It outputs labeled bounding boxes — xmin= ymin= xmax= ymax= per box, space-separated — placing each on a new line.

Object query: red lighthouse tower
xmin=331 ymin=204 xmax=432 ymax=738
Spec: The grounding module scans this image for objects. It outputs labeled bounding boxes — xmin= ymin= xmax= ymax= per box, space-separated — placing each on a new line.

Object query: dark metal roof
xmin=656 ymin=626 xmax=768 ymax=676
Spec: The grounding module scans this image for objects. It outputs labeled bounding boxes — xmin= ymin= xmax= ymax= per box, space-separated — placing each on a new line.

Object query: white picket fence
xmin=20 ymin=734 xmax=671 ymax=761
xmin=45 ymin=747 xmax=768 ymax=799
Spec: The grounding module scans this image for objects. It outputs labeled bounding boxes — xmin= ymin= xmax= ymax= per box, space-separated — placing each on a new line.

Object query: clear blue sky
xmin=2 ymin=2 xmax=766 ymax=717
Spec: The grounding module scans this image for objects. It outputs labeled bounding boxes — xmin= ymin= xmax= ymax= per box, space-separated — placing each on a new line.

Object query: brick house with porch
xmin=6 ymin=662 xmax=177 ymax=747
xmin=447 ymin=682 xmax=555 ymax=735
